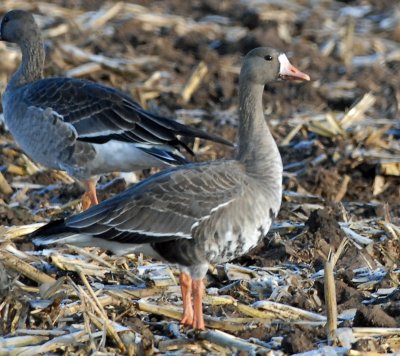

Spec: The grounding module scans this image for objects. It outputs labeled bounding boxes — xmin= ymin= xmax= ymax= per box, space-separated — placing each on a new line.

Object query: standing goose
xmin=0 ymin=10 xmax=231 ymax=209
xmin=32 ymin=47 xmax=310 ymax=329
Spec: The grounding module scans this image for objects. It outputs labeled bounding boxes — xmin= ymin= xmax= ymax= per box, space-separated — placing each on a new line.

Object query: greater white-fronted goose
xmin=0 ymin=10 xmax=231 ymax=209
xmin=32 ymin=47 xmax=310 ymax=329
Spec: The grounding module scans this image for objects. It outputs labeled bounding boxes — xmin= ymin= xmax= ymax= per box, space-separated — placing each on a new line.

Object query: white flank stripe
xmin=210 ymin=198 xmax=235 ymax=213
xmin=191 ymin=198 xmax=236 ymax=231
xmin=111 ymin=228 xmax=192 ymax=239
xmin=79 ymin=129 xmax=126 ymax=138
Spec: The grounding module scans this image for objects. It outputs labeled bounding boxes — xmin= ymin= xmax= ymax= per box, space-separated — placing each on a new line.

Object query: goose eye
xmin=264 ymin=55 xmax=273 ymax=61
xmin=3 ymin=16 xmax=9 ymax=23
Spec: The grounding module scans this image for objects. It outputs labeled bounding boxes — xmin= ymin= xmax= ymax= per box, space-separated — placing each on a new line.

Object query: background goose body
xmin=32 ymin=47 xmax=310 ymax=329
xmin=0 ymin=10 xmax=230 ymax=209
xmin=2 ymin=77 xmax=195 ymax=178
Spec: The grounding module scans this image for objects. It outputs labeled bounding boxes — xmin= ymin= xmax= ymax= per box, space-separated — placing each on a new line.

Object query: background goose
xmin=0 ymin=10 xmax=231 ymax=209
xmin=32 ymin=47 xmax=310 ymax=329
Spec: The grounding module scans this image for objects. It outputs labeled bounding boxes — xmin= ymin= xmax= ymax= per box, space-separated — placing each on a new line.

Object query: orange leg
xmin=82 ymin=179 xmax=99 ymax=210
xmin=179 ymin=272 xmax=194 ymax=326
xmin=192 ymin=279 xmax=205 ymax=330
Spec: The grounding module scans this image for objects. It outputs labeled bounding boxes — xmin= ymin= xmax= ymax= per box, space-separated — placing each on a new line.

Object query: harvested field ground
xmin=0 ymin=0 xmax=400 ymax=354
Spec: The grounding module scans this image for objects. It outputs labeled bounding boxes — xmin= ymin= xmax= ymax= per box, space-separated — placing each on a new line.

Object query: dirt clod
xmin=281 ymin=327 xmax=315 ymax=354
xmin=353 ymin=305 xmax=397 ymax=328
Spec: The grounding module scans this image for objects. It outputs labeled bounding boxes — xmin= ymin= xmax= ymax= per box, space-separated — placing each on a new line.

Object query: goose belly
xmin=88 ymin=141 xmax=169 ymax=174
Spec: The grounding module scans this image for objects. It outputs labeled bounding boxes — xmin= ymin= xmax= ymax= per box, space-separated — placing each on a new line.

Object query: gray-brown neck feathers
xmin=8 ymin=32 xmax=44 ymax=88
xmin=237 ymin=77 xmax=282 ymax=184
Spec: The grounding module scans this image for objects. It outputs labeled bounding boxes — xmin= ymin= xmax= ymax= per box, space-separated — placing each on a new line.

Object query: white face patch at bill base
xmin=278 ymin=53 xmax=291 ymax=75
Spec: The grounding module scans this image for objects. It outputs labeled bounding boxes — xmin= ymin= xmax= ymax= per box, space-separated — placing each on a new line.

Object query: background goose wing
xmin=23 ymin=78 xmax=231 ymax=151
xmin=34 ymin=161 xmax=245 ymax=244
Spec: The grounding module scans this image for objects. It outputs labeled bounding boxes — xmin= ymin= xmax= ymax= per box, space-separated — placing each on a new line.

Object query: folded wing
xmin=32 ymin=161 xmax=245 ymax=244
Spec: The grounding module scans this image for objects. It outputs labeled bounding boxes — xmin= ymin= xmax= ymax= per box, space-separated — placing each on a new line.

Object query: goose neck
xmin=237 ymin=79 xmax=282 ymax=176
xmin=7 ymin=35 xmax=44 ymax=88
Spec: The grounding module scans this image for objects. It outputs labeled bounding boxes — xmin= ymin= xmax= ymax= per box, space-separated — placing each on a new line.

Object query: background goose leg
xmin=82 ymin=179 xmax=99 ymax=210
